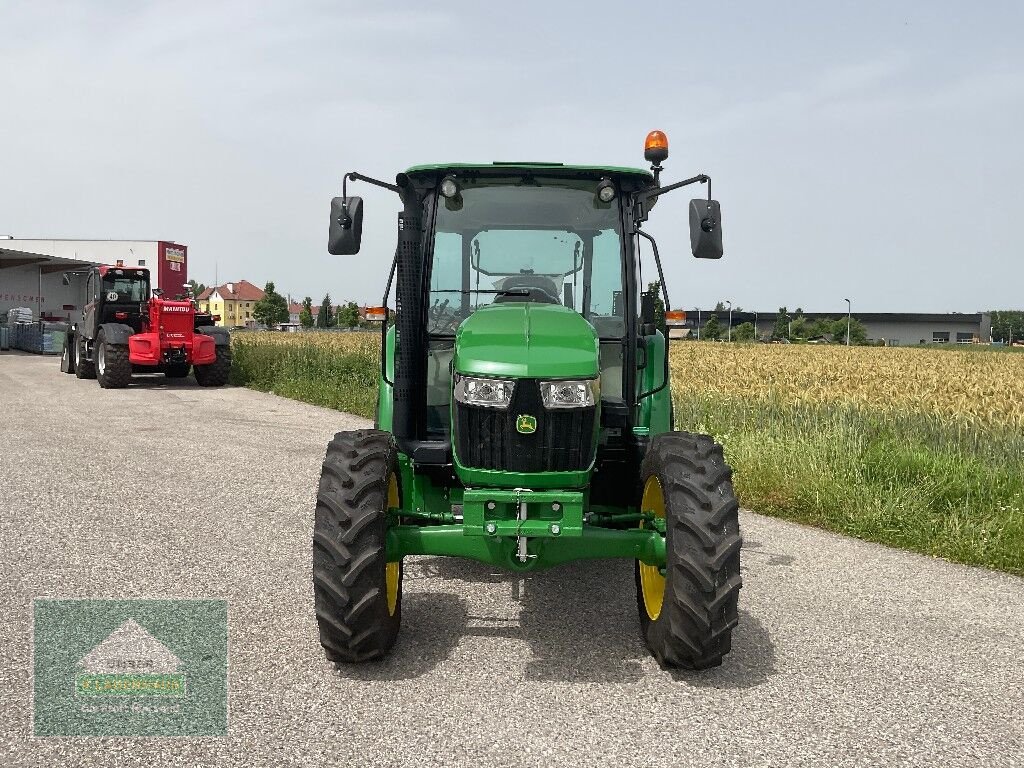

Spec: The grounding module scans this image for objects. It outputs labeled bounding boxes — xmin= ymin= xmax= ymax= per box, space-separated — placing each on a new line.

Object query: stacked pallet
xmin=11 ymin=321 xmax=67 ymax=355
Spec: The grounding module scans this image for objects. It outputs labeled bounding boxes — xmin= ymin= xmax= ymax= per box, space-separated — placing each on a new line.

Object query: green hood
xmin=454 ymin=304 xmax=599 ymax=379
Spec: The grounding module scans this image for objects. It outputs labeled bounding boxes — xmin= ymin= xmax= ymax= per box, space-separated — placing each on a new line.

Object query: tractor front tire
xmin=194 ymin=346 xmax=230 ymax=387
xmin=164 ymin=364 xmax=190 ymax=379
xmin=312 ymin=430 xmax=403 ymax=663
xmin=95 ymin=330 xmax=131 ymax=389
xmin=74 ymin=334 xmax=95 ymax=379
xmin=635 ymin=432 xmax=743 ymax=669
xmin=60 ymin=333 xmax=76 ymax=374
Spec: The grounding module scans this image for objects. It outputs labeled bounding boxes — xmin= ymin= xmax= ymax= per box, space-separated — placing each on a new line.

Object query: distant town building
xmin=197 ymin=280 xmax=265 ymax=328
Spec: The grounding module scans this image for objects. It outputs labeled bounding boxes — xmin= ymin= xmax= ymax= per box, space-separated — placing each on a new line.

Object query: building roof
xmin=692 ymin=311 xmax=988 ymax=325
xmin=198 ymin=280 xmax=265 ymax=302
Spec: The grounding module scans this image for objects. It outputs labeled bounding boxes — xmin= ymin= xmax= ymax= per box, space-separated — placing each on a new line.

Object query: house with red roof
xmin=197 ymin=280 xmax=265 ymax=328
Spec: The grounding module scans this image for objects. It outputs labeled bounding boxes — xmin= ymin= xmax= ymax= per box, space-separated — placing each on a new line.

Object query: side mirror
xmin=62 ymin=273 xmax=71 ymax=286
xmin=689 ymin=199 xmax=723 ymax=259
xmin=328 ymin=196 xmax=363 ymax=255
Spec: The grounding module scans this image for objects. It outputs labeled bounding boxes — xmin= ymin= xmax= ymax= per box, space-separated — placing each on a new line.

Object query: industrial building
xmin=686 ymin=310 xmax=992 ymax=345
xmin=0 ymin=238 xmax=189 ymax=322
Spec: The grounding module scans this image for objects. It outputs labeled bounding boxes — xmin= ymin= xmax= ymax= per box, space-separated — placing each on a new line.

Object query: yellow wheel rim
xmin=385 ymin=473 xmax=400 ymax=616
xmin=639 ymin=475 xmax=666 ymax=621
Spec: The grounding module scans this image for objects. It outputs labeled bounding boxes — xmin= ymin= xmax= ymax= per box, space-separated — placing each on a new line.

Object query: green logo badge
xmin=33 ymin=599 xmax=228 ymax=737
xmin=516 ymin=414 xmax=537 ymax=434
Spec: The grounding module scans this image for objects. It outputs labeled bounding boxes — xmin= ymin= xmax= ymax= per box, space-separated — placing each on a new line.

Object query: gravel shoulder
xmin=1 ymin=351 xmax=1022 ymax=767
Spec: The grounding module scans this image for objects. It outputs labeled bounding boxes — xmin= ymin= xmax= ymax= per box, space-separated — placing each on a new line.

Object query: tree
xmin=772 ymin=307 xmax=790 ymax=340
xmin=703 ymin=314 xmax=722 ymax=341
xmin=317 ymin=294 xmax=334 ymax=328
xmin=186 ymin=279 xmax=207 ymax=299
xmin=646 ymin=281 xmax=666 ymax=334
xmin=990 ymin=310 xmax=1024 ymax=344
xmin=732 ymin=322 xmax=755 ymax=342
xmin=790 ymin=315 xmax=809 ymax=340
xmin=253 ymin=281 xmax=290 ymax=330
xmin=338 ymin=301 xmax=360 ymax=329
xmin=299 ymin=296 xmax=314 ymax=328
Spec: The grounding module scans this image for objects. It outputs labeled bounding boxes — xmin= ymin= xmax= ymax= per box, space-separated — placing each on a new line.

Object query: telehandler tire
xmin=312 ymin=430 xmax=403 ymax=663
xmin=635 ymin=431 xmax=742 ymax=669
xmin=194 ymin=346 xmax=230 ymax=387
xmin=95 ymin=330 xmax=131 ymax=389
xmin=74 ymin=334 xmax=95 ymax=380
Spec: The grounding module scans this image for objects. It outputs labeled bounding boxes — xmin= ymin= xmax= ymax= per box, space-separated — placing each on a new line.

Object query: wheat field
xmin=670 ymin=343 xmax=1024 ymax=429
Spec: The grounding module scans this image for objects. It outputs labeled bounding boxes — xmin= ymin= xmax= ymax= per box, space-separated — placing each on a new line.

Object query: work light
xmin=596 ymin=178 xmax=616 ymax=203
xmin=439 ymin=176 xmax=460 ymax=199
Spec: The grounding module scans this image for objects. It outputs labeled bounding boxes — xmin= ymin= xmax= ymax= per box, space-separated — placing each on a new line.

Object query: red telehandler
xmin=60 ymin=265 xmax=230 ymax=388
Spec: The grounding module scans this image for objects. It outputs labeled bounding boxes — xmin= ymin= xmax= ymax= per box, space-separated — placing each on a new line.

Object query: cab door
xmin=83 ymin=270 xmax=99 ymax=339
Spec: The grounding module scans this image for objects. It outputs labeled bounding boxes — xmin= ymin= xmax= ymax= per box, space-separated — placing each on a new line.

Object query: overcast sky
xmin=2 ymin=1 xmax=1021 ymax=313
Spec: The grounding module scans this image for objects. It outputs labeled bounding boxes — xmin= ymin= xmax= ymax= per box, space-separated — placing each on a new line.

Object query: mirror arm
xmin=636 ymin=230 xmax=670 ymax=312
xmin=344 ymin=171 xmax=403 ymax=195
xmin=633 ymin=173 xmax=710 ymax=227
xmin=380 ymin=254 xmax=397 ymax=387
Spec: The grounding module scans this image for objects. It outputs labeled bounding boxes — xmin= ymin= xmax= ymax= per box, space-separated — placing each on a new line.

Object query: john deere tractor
xmin=313 ymin=132 xmax=741 ymax=669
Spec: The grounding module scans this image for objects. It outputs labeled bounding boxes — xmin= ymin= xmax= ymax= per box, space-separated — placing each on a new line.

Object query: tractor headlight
xmin=540 ymin=378 xmax=599 ymax=409
xmin=454 ymin=374 xmax=515 ymax=408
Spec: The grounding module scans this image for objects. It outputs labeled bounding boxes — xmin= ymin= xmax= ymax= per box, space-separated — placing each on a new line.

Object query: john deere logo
xmin=516 ymin=414 xmax=537 ymax=434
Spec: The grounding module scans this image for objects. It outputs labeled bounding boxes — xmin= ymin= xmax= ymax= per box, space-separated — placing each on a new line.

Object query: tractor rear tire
xmin=164 ymin=364 xmax=190 ymax=378
xmin=74 ymin=334 xmax=95 ymax=380
xmin=312 ymin=430 xmax=403 ymax=663
xmin=95 ymin=330 xmax=132 ymax=389
xmin=194 ymin=346 xmax=230 ymax=387
xmin=635 ymin=431 xmax=743 ymax=669
xmin=60 ymin=333 xmax=75 ymax=374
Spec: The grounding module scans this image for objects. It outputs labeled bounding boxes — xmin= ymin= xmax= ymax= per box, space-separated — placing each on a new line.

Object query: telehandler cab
xmin=313 ymin=131 xmax=741 ymax=668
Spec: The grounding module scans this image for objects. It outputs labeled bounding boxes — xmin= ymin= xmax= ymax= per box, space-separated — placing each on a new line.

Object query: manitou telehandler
xmin=313 ymin=131 xmax=741 ymax=669
xmin=60 ymin=264 xmax=231 ymax=388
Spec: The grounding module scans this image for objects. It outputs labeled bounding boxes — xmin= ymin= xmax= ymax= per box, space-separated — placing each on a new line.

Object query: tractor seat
xmin=492 ymin=275 xmax=561 ymax=305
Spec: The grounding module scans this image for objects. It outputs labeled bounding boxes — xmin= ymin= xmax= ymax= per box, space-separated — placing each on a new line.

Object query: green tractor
xmin=313 ymin=131 xmax=741 ymax=669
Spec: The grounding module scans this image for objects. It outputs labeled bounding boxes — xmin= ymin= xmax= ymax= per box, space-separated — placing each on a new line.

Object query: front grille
xmin=454 ymin=378 xmax=596 ymax=473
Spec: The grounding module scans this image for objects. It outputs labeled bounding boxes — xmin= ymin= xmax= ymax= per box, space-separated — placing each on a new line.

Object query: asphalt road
xmin=1 ymin=351 xmax=1022 ymax=767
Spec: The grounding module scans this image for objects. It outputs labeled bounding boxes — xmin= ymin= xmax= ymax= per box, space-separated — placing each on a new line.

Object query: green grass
xmin=228 ymin=337 xmax=1024 ymax=576
xmin=229 ymin=338 xmax=379 ymax=418
xmin=675 ymin=394 xmax=1024 ymax=575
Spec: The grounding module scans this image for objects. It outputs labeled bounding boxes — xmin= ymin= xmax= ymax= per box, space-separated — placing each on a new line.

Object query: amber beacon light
xmin=644 ymin=130 xmax=669 ymax=164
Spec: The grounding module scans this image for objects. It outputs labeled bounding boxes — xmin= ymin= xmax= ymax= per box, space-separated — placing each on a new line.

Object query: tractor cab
xmin=315 ymin=132 xmax=741 ymax=671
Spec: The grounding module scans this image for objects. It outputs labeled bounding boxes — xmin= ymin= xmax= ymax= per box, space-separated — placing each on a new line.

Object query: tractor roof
xmin=405 ymin=162 xmax=655 ymax=184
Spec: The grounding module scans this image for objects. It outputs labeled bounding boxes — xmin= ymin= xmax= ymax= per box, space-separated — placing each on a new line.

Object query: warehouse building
xmin=686 ymin=311 xmax=992 ymax=345
xmin=0 ymin=238 xmax=188 ymax=322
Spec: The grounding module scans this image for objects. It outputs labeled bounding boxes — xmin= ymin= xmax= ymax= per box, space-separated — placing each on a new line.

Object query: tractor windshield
xmin=102 ymin=271 xmax=149 ymax=303
xmin=429 ymin=178 xmax=625 ymax=339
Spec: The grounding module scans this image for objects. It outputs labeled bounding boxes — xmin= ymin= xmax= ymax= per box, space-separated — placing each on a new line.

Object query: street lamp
xmin=726 ymin=300 xmax=733 ymax=342
xmin=844 ymin=298 xmax=852 ymax=346
xmin=696 ymin=308 xmax=701 ymax=340
xmin=754 ymin=310 xmax=758 ymax=342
